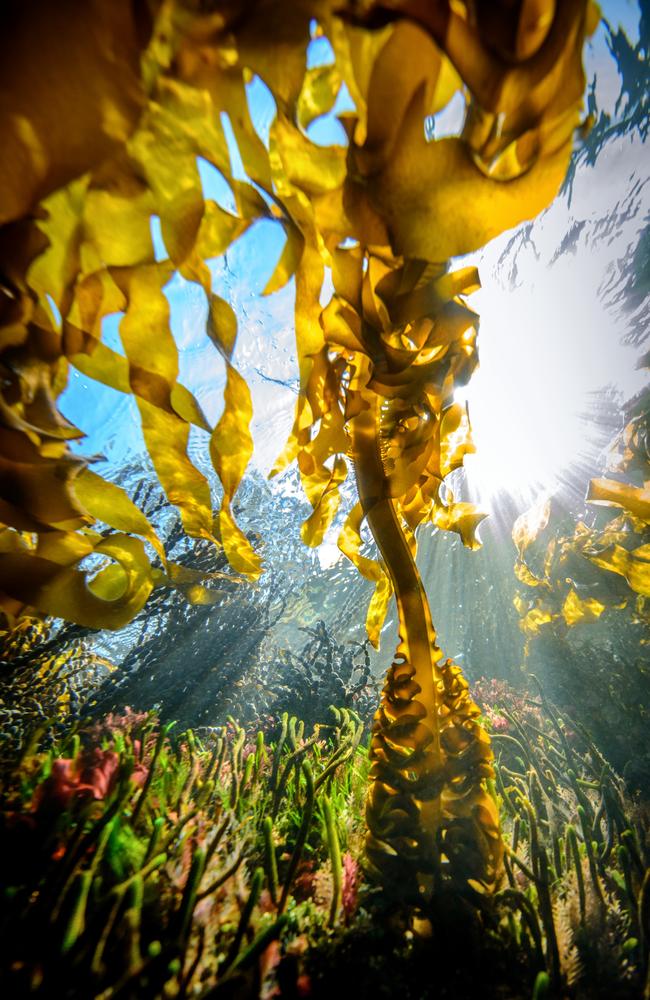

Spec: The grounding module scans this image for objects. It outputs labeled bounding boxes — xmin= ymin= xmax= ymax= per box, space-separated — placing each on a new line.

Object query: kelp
xmin=509 ymin=385 xmax=650 ymax=792
xmin=0 ymin=1 xmax=597 ymax=904
xmin=512 ymin=378 xmax=650 ymax=643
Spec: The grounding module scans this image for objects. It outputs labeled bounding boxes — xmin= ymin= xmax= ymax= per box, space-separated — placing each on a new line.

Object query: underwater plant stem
xmin=107 ymin=852 xmax=167 ymax=899
xmin=253 ymin=731 xmax=266 ymax=781
xmin=51 ymin=789 xmax=127 ymax=923
xmin=263 ymin=816 xmax=279 ymax=905
xmin=203 ymin=814 xmax=231 ymax=869
xmin=196 ymin=851 xmax=244 ymax=903
xmin=175 ymin=848 xmax=206 ymax=949
xmin=124 ymin=875 xmax=144 ymax=971
xmin=144 ymin=816 xmax=164 ymax=864
xmin=498 ymin=889 xmax=545 ymax=969
xmin=221 ymin=867 xmax=263 ymax=972
xmin=495 ymin=760 xmax=519 ymax=816
xmin=61 ymin=869 xmax=93 ymax=954
xmin=91 ymin=887 xmax=127 ymax=975
xmin=530 ymin=676 xmax=577 ymax=771
xmin=181 ymin=924 xmax=206 ymax=995
xmin=279 ymin=761 xmax=315 ymax=915
xmin=536 ymin=851 xmax=560 ymax=985
xmin=506 ymin=846 xmax=544 ymax=887
xmin=217 ymin=915 xmax=289 ymax=987
xmin=270 ymin=713 xmax=289 ymax=792
xmin=621 ymin=828 xmax=645 ymax=879
xmin=272 ymin=731 xmax=322 ymax=816
xmin=532 ymin=970 xmax=551 ymax=1000
xmin=323 ymin=796 xmax=342 ymax=926
xmin=639 ymin=868 xmax=650 ymax=979
xmin=59 ymin=813 xmax=115 ymax=950
xmin=131 ymin=725 xmax=169 ymax=828
xmin=577 ymin=805 xmax=606 ymax=911
xmin=566 ymin=825 xmax=586 ymax=923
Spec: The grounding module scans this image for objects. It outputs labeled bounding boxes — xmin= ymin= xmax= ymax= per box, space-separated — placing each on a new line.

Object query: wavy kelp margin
xmin=0 ymin=1 xmax=597 ymax=905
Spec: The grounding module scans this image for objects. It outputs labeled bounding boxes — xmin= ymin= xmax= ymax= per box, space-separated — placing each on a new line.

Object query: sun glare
xmin=456 ymin=232 xmax=646 ymax=510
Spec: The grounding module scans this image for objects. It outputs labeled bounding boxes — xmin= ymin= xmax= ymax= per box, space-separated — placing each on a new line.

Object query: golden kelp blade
xmin=587 ymin=478 xmax=650 ymax=524
xmin=513 ymin=388 xmax=650 ymax=639
xmin=210 ymin=365 xmax=262 ymax=579
xmin=0 ymin=534 xmax=153 ymax=629
xmin=338 ymin=502 xmax=393 ymax=647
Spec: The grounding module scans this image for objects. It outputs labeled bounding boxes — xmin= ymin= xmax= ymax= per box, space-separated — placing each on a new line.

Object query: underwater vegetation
xmin=2 ymin=11 xmax=649 ymax=1000
xmin=0 ymin=617 xmax=115 ymax=779
xmin=511 ymin=388 xmax=650 ymax=792
xmin=90 ymin=615 xmax=380 ymax=735
xmin=0 ymin=682 xmax=648 ymax=1000
xmin=0 ymin=0 xmax=602 ymax=912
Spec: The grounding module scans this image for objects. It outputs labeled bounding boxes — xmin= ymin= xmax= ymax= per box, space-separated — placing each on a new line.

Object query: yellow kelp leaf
xmin=338 ymin=502 xmax=382 ymax=580
xmin=151 ymin=562 xmax=236 ymax=606
xmin=234 ymin=0 xmax=312 ymax=111
xmin=116 ymin=262 xmax=177 ymax=389
xmin=0 ymin=0 xmax=146 ymax=226
xmin=359 ymin=20 xmax=459 ymax=176
xmin=82 ymin=160 xmax=155 ymax=268
xmin=263 ymin=222 xmax=305 ymax=295
xmin=111 ymin=262 xmax=215 ymax=541
xmin=293 ymin=238 xmax=326 ymax=396
xmin=209 ymin=365 xmax=261 ymax=578
xmin=73 ymin=468 xmax=165 ymax=563
xmin=514 ymin=561 xmax=545 ymax=588
xmin=439 ymin=402 xmax=475 ymax=478
xmin=300 ymin=455 xmax=348 ymax=548
xmin=159 ymin=571 xmax=224 ymax=606
xmin=28 ymin=179 xmax=88 ymax=311
xmin=513 ymin=593 xmax=529 ymax=616
xmin=207 ymin=294 xmax=238 ymax=361
xmin=171 ymin=384 xmax=211 ymax=432
xmin=128 ymin=80 xmax=224 ymax=265
xmin=513 ymin=496 xmax=552 ymax=554
xmin=366 ymin=573 xmax=393 ymax=649
xmin=138 ymin=398 xmax=214 ymax=541
xmin=587 ymin=477 xmax=650 ymax=524
xmin=520 ymin=603 xmax=555 ymax=636
xmin=269 ymin=400 xmax=311 ymax=479
xmin=202 ymin=66 xmax=273 ymax=191
xmin=586 ymin=543 xmax=650 ymax=598
xmin=432 ymin=502 xmax=487 ymax=550
xmin=194 ymin=200 xmax=251 ymax=261
xmin=0 ymin=435 xmax=86 ymax=531
xmin=230 ymin=178 xmax=271 ymax=222
xmin=0 ymin=534 xmax=153 ymax=630
xmin=87 ymin=562 xmax=131 ymax=601
xmin=331 ymin=20 xmax=392 ymax=146
xmin=562 ymin=587 xmax=606 ymax=626
xmin=36 ymin=529 xmax=96 ymax=566
xmin=272 ymin=116 xmax=347 ymax=197
xmin=68 ymin=339 xmax=209 ymax=430
xmin=338 ymin=502 xmax=393 ymax=647
xmin=297 ymin=64 xmax=342 ymax=130
xmin=356 ymin=89 xmax=576 ymax=261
